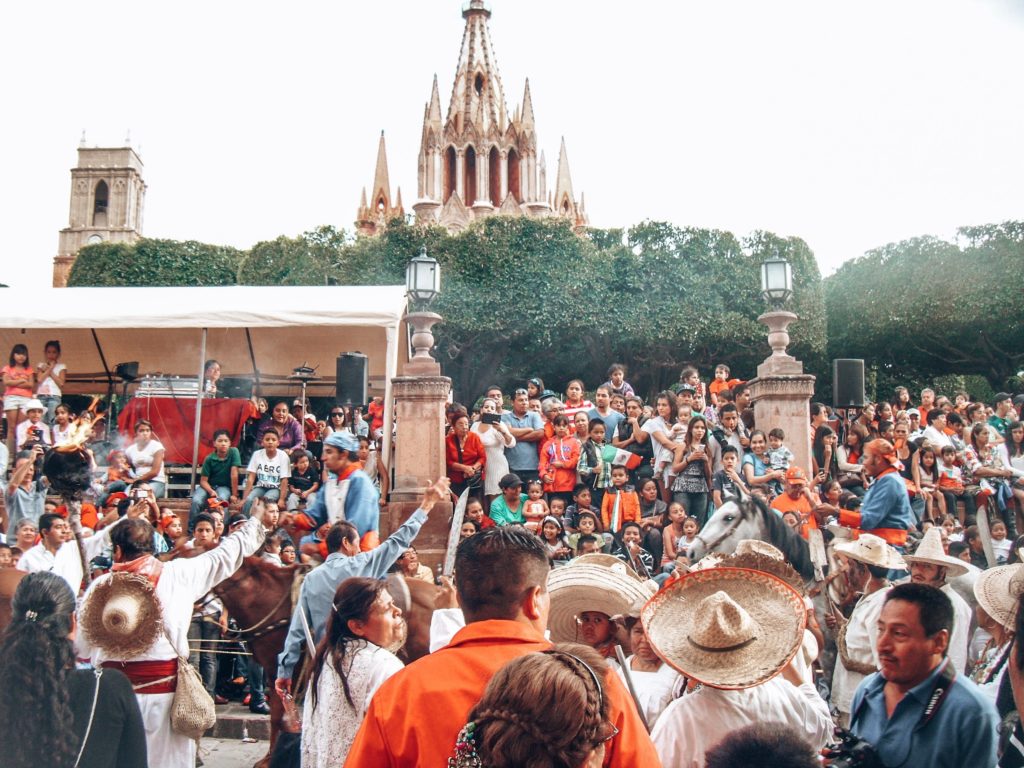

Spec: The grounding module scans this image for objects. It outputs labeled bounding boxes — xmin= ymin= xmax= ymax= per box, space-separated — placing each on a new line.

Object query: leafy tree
xmin=67 ymin=238 xmax=241 ymax=287
xmin=824 ymin=222 xmax=1024 ymax=389
xmin=236 ymin=226 xmax=350 ymax=285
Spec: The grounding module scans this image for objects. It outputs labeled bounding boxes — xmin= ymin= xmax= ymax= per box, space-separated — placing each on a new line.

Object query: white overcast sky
xmin=1 ymin=0 xmax=1022 ymax=288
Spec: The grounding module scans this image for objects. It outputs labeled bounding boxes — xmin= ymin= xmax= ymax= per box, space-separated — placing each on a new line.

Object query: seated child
xmin=937 ymin=445 xmax=967 ymax=522
xmin=708 ymin=363 xmax=745 ymax=408
xmin=568 ymin=511 xmax=611 ymax=554
xmin=574 ymin=533 xmax=604 ymax=557
xmin=661 ymin=504 xmax=697 ymax=567
xmin=465 ymin=497 xmax=496 ymax=530
xmin=286 ymin=450 xmax=321 ymax=511
xmin=712 ymin=445 xmax=749 ymax=507
xmin=990 ymin=520 xmax=1012 ymax=564
xmin=563 ymin=484 xmax=596 ymax=533
xmin=540 ymin=516 xmax=573 ymax=564
xmin=522 ymin=479 xmax=550 ymax=533
xmin=615 ymin=521 xmax=656 ymax=577
xmin=279 ymin=541 xmax=297 ymax=565
xmin=548 ymin=496 xmax=568 ymax=528
xmin=0 ymin=543 xmax=12 ymax=568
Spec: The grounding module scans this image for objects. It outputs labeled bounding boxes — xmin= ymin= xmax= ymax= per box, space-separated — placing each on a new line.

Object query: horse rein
xmin=212 ymin=568 xmax=303 ymax=640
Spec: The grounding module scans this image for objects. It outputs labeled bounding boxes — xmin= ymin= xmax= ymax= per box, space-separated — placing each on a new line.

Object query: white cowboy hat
xmin=547 ymin=563 xmax=656 ymax=643
xmin=974 ymin=564 xmax=1024 ymax=630
xmin=641 ymin=567 xmax=806 ymax=690
xmin=834 ymin=533 xmax=906 ymax=571
xmin=79 ymin=573 xmax=163 ymax=659
xmin=903 ymin=527 xmax=969 ymax=579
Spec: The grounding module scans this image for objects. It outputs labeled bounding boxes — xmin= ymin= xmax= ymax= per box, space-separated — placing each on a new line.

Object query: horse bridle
xmin=693 ymin=501 xmax=750 ymax=555
xmin=212 ymin=567 xmax=303 ymax=640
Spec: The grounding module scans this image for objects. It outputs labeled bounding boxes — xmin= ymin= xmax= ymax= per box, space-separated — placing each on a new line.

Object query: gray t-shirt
xmin=6 ymin=478 xmax=47 ymax=531
xmin=501 ymin=410 xmax=544 ymax=471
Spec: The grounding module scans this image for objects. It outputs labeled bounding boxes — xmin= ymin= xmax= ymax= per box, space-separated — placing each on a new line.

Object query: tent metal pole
xmin=245 ymin=328 xmax=260 ymax=396
xmin=189 ymin=328 xmax=208 ymax=494
xmin=90 ymin=329 xmax=115 ymax=441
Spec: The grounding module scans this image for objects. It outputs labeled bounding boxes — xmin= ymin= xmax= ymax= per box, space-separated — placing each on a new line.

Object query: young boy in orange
xmin=601 ymin=465 xmax=642 ymax=532
xmin=538 ymin=414 xmax=580 ymax=508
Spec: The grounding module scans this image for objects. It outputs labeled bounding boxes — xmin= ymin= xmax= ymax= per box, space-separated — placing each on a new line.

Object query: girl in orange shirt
xmin=538 ymin=414 xmax=580 ymax=508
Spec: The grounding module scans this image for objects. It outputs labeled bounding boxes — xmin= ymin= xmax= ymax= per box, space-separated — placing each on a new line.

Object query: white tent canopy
xmin=0 ymin=285 xmax=408 ymax=467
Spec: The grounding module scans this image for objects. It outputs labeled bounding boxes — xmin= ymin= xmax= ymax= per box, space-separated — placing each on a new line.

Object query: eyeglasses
xmin=331 ymin=412 xmax=345 ymax=417
xmin=514 ymin=389 xmax=528 ymax=396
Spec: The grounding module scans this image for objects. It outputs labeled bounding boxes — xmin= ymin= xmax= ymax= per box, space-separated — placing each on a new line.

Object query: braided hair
xmin=465 ymin=643 xmax=612 ymax=768
xmin=0 ymin=572 xmax=78 ymax=768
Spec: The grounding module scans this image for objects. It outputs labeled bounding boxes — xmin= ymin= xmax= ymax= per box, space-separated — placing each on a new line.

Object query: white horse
xmin=688 ymin=493 xmax=816 ymax=582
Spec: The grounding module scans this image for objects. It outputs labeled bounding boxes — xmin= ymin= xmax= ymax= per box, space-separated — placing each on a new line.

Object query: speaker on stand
xmin=832 ymin=359 xmax=866 ymax=409
xmin=336 ymin=353 xmax=368 ymax=406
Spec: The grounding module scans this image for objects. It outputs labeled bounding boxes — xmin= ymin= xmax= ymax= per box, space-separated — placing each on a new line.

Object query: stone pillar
xmin=384 ymin=312 xmax=453 ymax=571
xmin=746 ymin=310 xmax=816 ymax=475
xmin=499 ymin=150 xmax=508 ymax=201
xmin=456 ymin=149 xmax=465 ymax=201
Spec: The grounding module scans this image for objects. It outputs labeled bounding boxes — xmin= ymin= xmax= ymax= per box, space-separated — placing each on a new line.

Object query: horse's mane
xmin=748 ymin=495 xmax=815 ymax=581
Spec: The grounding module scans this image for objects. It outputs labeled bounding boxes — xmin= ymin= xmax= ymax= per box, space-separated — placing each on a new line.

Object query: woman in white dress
xmin=301 ymin=577 xmax=406 ymax=768
xmin=471 ymin=398 xmax=516 ymax=506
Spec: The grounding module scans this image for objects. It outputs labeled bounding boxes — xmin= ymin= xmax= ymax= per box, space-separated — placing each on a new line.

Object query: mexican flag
xmin=600 ymin=445 xmax=642 ymax=470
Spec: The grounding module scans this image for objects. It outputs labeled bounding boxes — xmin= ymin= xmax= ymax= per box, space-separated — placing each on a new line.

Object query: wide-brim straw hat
xmin=641 ymin=567 xmax=806 ymax=689
xmin=547 ymin=563 xmax=656 ymax=643
xmin=571 ymin=553 xmax=646 ymax=583
xmin=903 ymin=527 xmax=969 ymax=578
xmin=721 ymin=550 xmax=805 ymax=594
xmin=974 ymin=564 xmax=1024 ymax=630
xmin=834 ymin=533 xmax=907 ymax=571
xmin=734 ymin=540 xmax=785 ymax=561
xmin=79 ymin=573 xmax=163 ymax=660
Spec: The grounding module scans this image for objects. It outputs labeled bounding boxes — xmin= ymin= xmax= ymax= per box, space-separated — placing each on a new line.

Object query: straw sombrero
xmin=734 ymin=540 xmax=785 ymax=561
xmin=79 ymin=573 xmax=163 ymax=660
xmin=902 ymin=527 xmax=968 ymax=579
xmin=721 ymin=550 xmax=805 ymax=594
xmin=974 ymin=564 xmax=1024 ymax=630
xmin=834 ymin=533 xmax=906 ymax=571
xmin=547 ymin=564 xmax=656 ymax=643
xmin=641 ymin=567 xmax=806 ymax=689
xmin=571 ymin=553 xmax=646 ymax=583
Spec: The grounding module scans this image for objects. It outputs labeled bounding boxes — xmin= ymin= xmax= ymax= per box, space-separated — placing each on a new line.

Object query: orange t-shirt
xmin=771 ymin=492 xmax=818 ymax=540
xmin=345 ymin=620 xmax=659 ymax=767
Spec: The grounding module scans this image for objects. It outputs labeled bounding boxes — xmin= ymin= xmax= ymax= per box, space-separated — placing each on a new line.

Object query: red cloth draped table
xmin=117 ymin=398 xmax=254 ymax=465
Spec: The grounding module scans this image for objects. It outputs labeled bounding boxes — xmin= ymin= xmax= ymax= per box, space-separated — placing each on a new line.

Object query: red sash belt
xmin=102 ymin=658 xmax=178 ymax=694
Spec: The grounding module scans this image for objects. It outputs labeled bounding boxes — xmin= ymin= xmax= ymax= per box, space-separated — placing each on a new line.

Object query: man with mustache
xmin=849 ymin=583 xmax=998 ymax=767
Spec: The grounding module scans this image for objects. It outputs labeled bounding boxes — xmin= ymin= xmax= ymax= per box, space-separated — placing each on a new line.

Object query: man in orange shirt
xmin=770 ymin=467 xmax=837 ymax=540
xmin=345 ymin=527 xmax=658 ymax=767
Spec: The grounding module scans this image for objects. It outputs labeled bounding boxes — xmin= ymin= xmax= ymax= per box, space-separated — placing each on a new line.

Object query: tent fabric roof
xmin=0 ymin=286 xmax=407 ymax=329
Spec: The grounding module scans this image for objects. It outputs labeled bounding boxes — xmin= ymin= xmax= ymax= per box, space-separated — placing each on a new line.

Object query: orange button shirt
xmin=770 ymin=491 xmax=819 ymax=540
xmin=344 ymin=619 xmax=659 ymax=767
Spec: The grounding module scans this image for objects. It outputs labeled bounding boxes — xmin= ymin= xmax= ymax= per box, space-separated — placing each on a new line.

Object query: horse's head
xmin=688 ymin=493 xmax=764 ymax=562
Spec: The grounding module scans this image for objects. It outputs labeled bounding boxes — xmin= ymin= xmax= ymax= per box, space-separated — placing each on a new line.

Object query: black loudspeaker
xmin=833 ymin=359 xmax=866 ymax=408
xmin=115 ymin=362 xmax=139 ymax=382
xmin=336 ymin=353 xmax=368 ymax=406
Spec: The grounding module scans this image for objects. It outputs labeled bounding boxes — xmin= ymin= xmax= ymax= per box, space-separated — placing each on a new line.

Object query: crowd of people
xmin=1 ymin=346 xmax=1023 ymax=767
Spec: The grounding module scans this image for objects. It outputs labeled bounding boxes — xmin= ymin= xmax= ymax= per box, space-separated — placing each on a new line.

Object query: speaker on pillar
xmin=832 ymin=359 xmax=865 ymax=408
xmin=336 ymin=353 xmax=368 ymax=406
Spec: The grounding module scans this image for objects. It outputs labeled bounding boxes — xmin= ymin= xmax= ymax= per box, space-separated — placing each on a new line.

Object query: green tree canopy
xmin=825 ymin=221 xmax=1024 ymax=389
xmin=67 ymin=238 xmax=241 ymax=287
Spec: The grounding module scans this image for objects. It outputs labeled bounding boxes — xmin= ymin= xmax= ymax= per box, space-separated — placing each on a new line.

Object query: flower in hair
xmin=24 ymin=610 xmax=38 ymax=621
xmin=448 ymin=721 xmax=482 ymax=767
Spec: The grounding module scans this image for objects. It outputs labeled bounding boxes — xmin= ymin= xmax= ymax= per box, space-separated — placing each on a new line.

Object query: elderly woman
xmin=255 ymin=400 xmax=304 ymax=452
xmin=302 ymin=577 xmax=406 ymax=767
xmin=446 ymin=413 xmax=486 ymax=502
xmin=471 ymin=398 xmax=516 ymax=505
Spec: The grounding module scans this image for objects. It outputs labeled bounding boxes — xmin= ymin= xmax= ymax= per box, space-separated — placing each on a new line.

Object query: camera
xmin=131 ymin=488 xmax=149 ymax=500
xmin=481 ymin=413 xmax=501 ymax=425
xmin=824 ymin=729 xmax=885 ymax=767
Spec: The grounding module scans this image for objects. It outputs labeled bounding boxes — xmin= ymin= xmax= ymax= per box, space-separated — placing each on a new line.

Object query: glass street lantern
xmin=406 ymin=247 xmax=440 ymax=304
xmin=760 ymin=255 xmax=793 ymax=309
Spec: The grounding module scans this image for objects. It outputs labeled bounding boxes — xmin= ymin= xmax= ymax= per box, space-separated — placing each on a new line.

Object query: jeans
xmin=243 ymin=486 xmax=280 ymax=514
xmin=247 ymin=652 xmax=265 ymax=704
xmin=941 ymin=490 xmax=977 ymax=523
xmin=673 ymin=491 xmax=710 ymax=527
xmin=38 ymin=395 xmax=60 ymax=425
xmin=190 ymin=485 xmax=231 ymax=530
xmin=188 ymin=615 xmax=220 ymax=696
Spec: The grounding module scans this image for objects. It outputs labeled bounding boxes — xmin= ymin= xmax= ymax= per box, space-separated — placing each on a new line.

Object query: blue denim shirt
xmin=851 ymin=661 xmax=999 ymax=768
xmin=277 ymin=508 xmax=428 ymax=679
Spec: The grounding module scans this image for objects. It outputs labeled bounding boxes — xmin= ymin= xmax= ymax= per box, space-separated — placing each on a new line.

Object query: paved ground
xmin=200 ymin=737 xmax=268 ymax=768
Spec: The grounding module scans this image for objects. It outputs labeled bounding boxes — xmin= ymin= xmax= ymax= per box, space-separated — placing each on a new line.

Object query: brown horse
xmin=212 ymin=556 xmax=306 ymax=768
xmin=0 ymin=568 xmax=27 ymax=637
